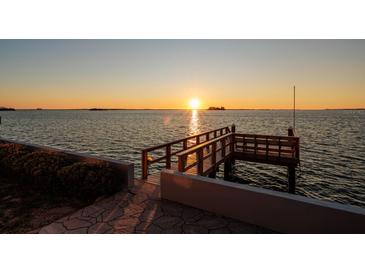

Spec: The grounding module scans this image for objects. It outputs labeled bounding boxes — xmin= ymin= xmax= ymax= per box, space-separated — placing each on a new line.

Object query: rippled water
xmin=0 ymin=109 xmax=364 ymax=207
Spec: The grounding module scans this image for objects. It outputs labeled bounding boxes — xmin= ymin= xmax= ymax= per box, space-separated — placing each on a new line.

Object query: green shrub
xmin=0 ymin=143 xmax=123 ymax=203
xmin=0 ymin=144 xmax=32 ymax=179
xmin=0 ymin=143 xmax=32 ymax=168
xmin=57 ymin=162 xmax=121 ymax=203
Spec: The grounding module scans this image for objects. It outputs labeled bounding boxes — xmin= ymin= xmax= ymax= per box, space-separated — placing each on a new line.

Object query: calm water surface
xmin=1 ymin=110 xmax=364 ymax=207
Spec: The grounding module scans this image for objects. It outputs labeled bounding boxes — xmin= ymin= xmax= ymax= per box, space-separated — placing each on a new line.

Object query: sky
xmin=0 ymin=40 xmax=364 ymax=109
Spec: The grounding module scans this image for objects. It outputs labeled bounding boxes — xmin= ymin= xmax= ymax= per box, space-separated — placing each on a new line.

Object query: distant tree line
xmin=208 ymin=106 xmax=225 ymax=110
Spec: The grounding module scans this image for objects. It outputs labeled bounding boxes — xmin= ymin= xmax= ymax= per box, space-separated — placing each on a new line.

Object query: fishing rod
xmin=293 ymin=85 xmax=296 ymax=131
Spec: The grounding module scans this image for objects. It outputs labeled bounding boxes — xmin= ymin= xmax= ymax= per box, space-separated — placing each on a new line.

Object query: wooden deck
xmin=139 ymin=154 xmax=206 ymax=185
xmin=138 ymin=172 xmax=161 ymax=185
xmin=141 ymin=126 xmax=300 ymax=192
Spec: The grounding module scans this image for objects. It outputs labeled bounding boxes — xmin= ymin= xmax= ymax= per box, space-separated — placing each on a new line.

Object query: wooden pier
xmin=142 ymin=125 xmax=300 ymax=193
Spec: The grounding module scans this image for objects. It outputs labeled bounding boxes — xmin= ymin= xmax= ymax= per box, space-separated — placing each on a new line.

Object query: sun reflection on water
xmin=189 ymin=109 xmax=199 ymax=138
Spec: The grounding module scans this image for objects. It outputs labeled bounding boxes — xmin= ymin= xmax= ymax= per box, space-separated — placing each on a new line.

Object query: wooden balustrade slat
xmin=197 ymin=148 xmax=204 ymax=175
xmin=212 ymin=142 xmax=217 ymax=165
xmin=142 ymin=150 xmax=148 ymax=179
xmin=278 ymin=137 xmax=281 ymax=158
xmin=166 ymin=145 xmax=171 ymax=169
xmin=221 ymin=138 xmax=226 ymax=158
xmin=177 ymin=155 xmax=184 ymax=172
xmin=148 ymin=155 xmax=167 ymax=164
xmin=183 ymin=139 xmax=188 ymax=150
xmin=184 ymin=161 xmax=198 ymax=172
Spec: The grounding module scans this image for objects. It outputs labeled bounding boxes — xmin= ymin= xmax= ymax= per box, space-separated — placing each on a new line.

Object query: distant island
xmin=208 ymin=106 xmax=225 ymax=110
xmin=0 ymin=107 xmax=15 ymax=111
xmin=89 ymin=108 xmax=109 ymax=111
xmin=324 ymin=108 xmax=365 ymax=111
xmin=89 ymin=108 xmax=128 ymax=111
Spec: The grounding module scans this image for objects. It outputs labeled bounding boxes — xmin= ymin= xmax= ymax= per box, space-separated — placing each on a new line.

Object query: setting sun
xmin=189 ymin=98 xmax=200 ymax=109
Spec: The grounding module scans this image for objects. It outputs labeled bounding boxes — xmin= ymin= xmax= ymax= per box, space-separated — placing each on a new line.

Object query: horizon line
xmin=2 ymin=107 xmax=365 ymax=111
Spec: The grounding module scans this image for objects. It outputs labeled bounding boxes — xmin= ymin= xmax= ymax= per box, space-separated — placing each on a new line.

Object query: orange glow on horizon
xmin=1 ymin=88 xmax=364 ymax=110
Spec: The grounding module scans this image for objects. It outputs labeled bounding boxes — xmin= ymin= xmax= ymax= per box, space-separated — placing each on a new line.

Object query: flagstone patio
xmin=38 ymin=179 xmax=272 ymax=234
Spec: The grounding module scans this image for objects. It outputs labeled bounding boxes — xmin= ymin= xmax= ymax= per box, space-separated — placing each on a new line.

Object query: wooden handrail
xmin=141 ymin=126 xmax=231 ymax=178
xmin=176 ymin=133 xmax=233 ymax=157
xmin=235 ymin=133 xmax=299 ymax=141
xmin=177 ymin=132 xmax=299 ymax=175
xmin=234 ymin=137 xmax=297 ymax=146
xmin=142 ymin=126 xmax=230 ymax=153
xmin=177 ymin=133 xmax=234 ymax=174
xmin=234 ymin=134 xmax=299 ymax=161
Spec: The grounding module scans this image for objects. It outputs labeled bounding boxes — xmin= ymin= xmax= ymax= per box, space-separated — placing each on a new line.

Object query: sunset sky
xmin=0 ymin=40 xmax=364 ymax=109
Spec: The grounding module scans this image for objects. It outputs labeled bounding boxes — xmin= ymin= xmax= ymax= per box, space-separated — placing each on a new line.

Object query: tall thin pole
xmin=293 ymin=85 xmax=296 ymax=130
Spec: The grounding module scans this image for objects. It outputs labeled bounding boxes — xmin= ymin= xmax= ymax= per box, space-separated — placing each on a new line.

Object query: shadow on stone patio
xmin=39 ymin=181 xmax=271 ymax=234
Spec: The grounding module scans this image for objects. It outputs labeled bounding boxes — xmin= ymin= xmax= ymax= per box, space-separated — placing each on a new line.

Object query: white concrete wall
xmin=161 ymin=169 xmax=365 ymax=233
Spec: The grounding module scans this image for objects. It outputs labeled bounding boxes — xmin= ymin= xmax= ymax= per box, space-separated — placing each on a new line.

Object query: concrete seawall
xmin=161 ymin=169 xmax=365 ymax=233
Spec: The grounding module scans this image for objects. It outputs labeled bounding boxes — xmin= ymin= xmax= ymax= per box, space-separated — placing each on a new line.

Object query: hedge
xmin=0 ymin=142 xmax=124 ymax=203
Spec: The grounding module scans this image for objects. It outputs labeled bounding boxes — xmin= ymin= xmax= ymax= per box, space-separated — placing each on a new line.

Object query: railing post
xmin=265 ymin=136 xmax=269 ymax=159
xmin=177 ymin=155 xmax=185 ymax=172
xmin=230 ymin=134 xmax=235 ymax=165
xmin=224 ymin=157 xmax=232 ymax=180
xmin=197 ymin=148 xmax=204 ymax=175
xmin=209 ymin=142 xmax=217 ymax=179
xmin=183 ymin=139 xmax=188 ymax=150
xmin=221 ymin=138 xmax=226 ymax=158
xmin=296 ymin=138 xmax=300 ymax=160
xmin=288 ymin=128 xmax=299 ymax=161
xmin=254 ymin=136 xmax=257 ymax=156
xmin=243 ymin=136 xmax=246 ymax=152
xmin=205 ymin=133 xmax=211 ymax=153
xmin=278 ymin=137 xmax=281 ymax=158
xmin=196 ymin=135 xmax=200 ymax=145
xmin=214 ymin=130 xmax=217 ymax=138
xmin=142 ymin=150 xmax=148 ymax=179
xmin=231 ymin=124 xmax=236 ymax=133
xmin=166 ymin=144 xmax=171 ymax=169
xmin=230 ymin=133 xmax=235 ymax=154
xmin=211 ymin=142 xmax=217 ymax=165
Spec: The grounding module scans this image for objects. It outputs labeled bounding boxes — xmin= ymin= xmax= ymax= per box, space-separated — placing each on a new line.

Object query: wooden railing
xmin=176 ymin=133 xmax=234 ymax=176
xmin=234 ymin=133 xmax=300 ymax=163
xmin=141 ymin=126 xmax=231 ymax=178
xmin=142 ymin=125 xmax=300 ymax=179
xmin=176 ymin=133 xmax=300 ymax=176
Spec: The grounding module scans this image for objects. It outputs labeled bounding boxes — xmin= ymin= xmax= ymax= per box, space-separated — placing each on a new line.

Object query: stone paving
xmin=38 ymin=180 xmax=272 ymax=234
